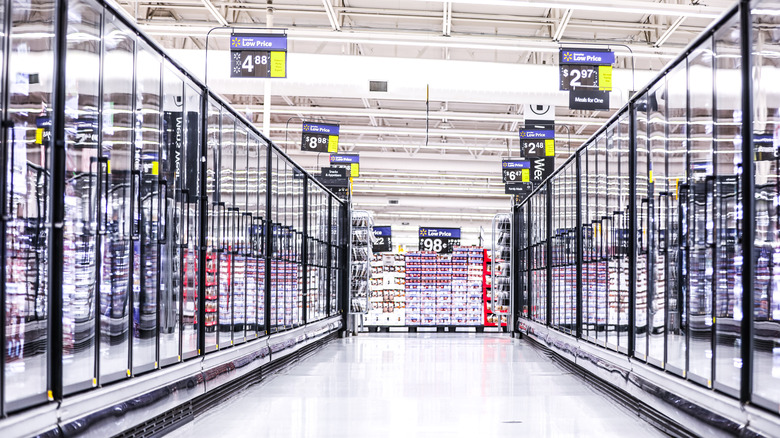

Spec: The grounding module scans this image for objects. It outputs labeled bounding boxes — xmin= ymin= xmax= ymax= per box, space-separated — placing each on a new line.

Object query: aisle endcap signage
xmin=418 ymin=227 xmax=461 ymax=254
xmin=505 ymin=182 xmax=533 ymax=195
xmin=559 ymin=49 xmax=615 ymax=65
xmin=372 ymin=226 xmax=392 ymax=253
xmin=569 ymin=88 xmax=610 ymax=110
xmin=230 ymin=33 xmax=287 ymax=78
xmin=301 ymin=122 xmax=339 ymax=153
xmin=318 ymin=166 xmax=349 ymax=187
xmin=330 ymin=154 xmax=359 ymax=177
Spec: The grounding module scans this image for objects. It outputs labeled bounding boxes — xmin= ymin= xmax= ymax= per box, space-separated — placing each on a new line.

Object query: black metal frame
xmin=0 ymin=0 xmax=348 ymax=418
xmin=512 ymin=0 xmax=780 ymax=418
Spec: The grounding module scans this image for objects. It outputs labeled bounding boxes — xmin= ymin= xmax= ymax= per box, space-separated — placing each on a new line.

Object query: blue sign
xmin=373 ymin=226 xmax=392 ymax=237
xmin=303 ymin=122 xmax=339 ymax=136
xmin=230 ymin=34 xmax=287 ymax=50
xmin=330 ymin=154 xmax=359 ymax=164
xmin=502 ymin=160 xmax=530 ymax=169
xmin=419 ymin=227 xmax=461 ymax=238
xmin=518 ymin=129 xmax=555 ymax=140
xmin=559 ymin=49 xmax=614 ymax=65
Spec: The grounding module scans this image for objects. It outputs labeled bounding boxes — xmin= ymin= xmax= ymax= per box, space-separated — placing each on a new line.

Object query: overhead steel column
xmin=262 ymin=6 xmax=273 ymax=136
xmin=738 ymin=0 xmax=755 ymax=405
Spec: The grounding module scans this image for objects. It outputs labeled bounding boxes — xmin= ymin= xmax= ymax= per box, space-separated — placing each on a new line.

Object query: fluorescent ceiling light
xmin=655 ymin=16 xmax=686 ymax=48
xmin=201 ymin=0 xmax=228 ymax=26
xmin=418 ymin=0 xmax=724 ymax=19
xmin=553 ymin=9 xmax=573 ymax=42
xmin=322 ymin=0 xmax=341 ymax=31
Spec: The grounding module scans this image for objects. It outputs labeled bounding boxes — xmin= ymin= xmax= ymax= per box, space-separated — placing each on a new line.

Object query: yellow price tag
xmin=107 ymin=160 xmax=111 ymax=174
xmin=545 ymin=139 xmax=555 ymax=156
xmin=350 ymin=163 xmax=359 ymax=177
xmin=270 ymin=51 xmax=286 ymax=78
xmin=649 ymin=170 xmax=654 ymax=183
xmin=328 ymin=135 xmax=339 ymax=153
xmin=599 ymin=65 xmax=613 ymax=91
xmin=35 ymin=128 xmax=44 ymax=144
xmin=152 ymin=161 xmax=159 ymax=175
xmin=521 ymin=168 xmax=530 ymax=182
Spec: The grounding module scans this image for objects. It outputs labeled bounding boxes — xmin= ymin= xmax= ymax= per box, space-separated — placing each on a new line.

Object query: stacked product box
xmin=435 ymin=257 xmax=452 ymax=326
xmin=466 ymin=248 xmax=484 ymax=325
xmin=451 ymin=247 xmax=484 ymax=326
xmin=404 ymin=249 xmax=485 ymax=327
xmin=404 ymin=252 xmax=423 ymax=325
xmin=367 ymin=254 xmax=407 ymax=326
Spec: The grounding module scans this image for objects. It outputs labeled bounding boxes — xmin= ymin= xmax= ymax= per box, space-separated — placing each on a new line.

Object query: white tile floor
xmin=166 ymin=334 xmax=665 ymax=438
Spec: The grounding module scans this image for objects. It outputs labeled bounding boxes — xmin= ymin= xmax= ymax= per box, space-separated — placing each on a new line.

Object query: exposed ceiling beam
xmin=200 ymin=0 xmax=228 ymax=26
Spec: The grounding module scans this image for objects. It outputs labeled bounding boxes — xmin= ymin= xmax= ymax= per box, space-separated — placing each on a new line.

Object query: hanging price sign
xmin=301 ymin=122 xmax=339 ymax=153
xmin=230 ymin=34 xmax=287 ymax=78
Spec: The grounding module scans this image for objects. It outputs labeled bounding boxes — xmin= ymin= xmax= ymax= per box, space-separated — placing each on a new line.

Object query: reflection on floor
xmin=165 ymin=334 xmax=664 ymax=438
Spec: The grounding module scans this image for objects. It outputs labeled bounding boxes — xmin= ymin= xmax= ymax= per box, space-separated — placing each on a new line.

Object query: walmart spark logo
xmin=231 ymin=37 xmax=241 ymax=48
xmin=562 ymin=52 xmax=573 ymax=62
xmin=420 ymin=229 xmax=428 ymax=237
xmin=519 ymin=131 xmax=527 ymax=138
xmin=502 ymin=162 xmax=507 ymax=168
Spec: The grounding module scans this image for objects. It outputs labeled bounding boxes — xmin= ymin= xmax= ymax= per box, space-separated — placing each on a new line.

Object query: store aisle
xmin=165 ymin=334 xmax=663 ymax=438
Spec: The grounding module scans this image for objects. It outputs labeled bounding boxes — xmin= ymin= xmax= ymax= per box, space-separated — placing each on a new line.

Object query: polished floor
xmin=166 ymin=334 xmax=664 ymax=438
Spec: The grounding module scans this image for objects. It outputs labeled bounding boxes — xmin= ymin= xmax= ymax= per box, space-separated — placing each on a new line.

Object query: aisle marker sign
xmin=419 ymin=227 xmax=461 ymax=254
xmin=373 ymin=226 xmax=392 ymax=253
xmin=502 ymin=159 xmax=531 ymax=183
xmin=230 ymin=34 xmax=287 ymax=78
xmin=330 ymin=154 xmax=359 ymax=177
xmin=301 ymin=122 xmax=339 ymax=153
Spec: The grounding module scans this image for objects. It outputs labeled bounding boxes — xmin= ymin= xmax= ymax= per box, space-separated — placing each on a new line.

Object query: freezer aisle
xmin=165 ymin=335 xmax=663 ymax=438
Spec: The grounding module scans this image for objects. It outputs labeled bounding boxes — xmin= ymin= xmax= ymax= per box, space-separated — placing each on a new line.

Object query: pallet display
xmin=367 ymin=254 xmax=406 ymax=326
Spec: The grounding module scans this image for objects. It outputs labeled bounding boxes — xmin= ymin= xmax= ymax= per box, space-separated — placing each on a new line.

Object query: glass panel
xmin=159 ymin=64 xmax=183 ymax=364
xmin=648 ymin=80 xmax=668 ymax=365
xmin=713 ymin=18 xmax=743 ymax=393
xmin=270 ymin=151 xmax=280 ymax=331
xmin=232 ymin=125 xmax=247 ymax=342
xmin=133 ymin=41 xmax=161 ymax=372
xmin=204 ymin=101 xmax=220 ymax=349
xmin=607 ymin=124 xmax=622 ymax=350
xmin=99 ymin=13 xmax=134 ymax=380
xmin=245 ymin=134 xmax=259 ymax=339
xmin=635 ymin=93 xmax=650 ymax=359
xmin=581 ymin=148 xmax=591 ymax=340
xmin=617 ymin=113 xmax=631 ymax=350
xmin=687 ymin=39 xmax=715 ymax=384
xmin=4 ymin=0 xmax=56 ymax=406
xmin=180 ymin=82 xmax=200 ymax=357
xmin=752 ymin=0 xmax=780 ymax=406
xmin=62 ymin=0 xmax=102 ymax=391
xmin=257 ymin=138 xmax=267 ymax=332
xmin=596 ymin=135 xmax=607 ymax=344
xmin=666 ymin=62 xmax=688 ymax=372
xmin=218 ymin=112 xmax=234 ymax=345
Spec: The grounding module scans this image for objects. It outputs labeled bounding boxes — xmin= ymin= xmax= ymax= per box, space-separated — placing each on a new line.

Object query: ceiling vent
xmin=370 ymin=81 xmax=388 ymax=92
xmin=387 ymin=199 xmax=400 ymax=205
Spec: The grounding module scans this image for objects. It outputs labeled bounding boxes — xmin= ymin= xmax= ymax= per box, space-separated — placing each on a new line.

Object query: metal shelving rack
xmin=348 ymin=210 xmax=373 ymax=333
xmin=491 ymin=213 xmax=512 ymax=329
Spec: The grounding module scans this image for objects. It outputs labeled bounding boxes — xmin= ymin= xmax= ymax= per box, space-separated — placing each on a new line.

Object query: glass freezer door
xmin=3 ymin=0 xmax=57 ymax=410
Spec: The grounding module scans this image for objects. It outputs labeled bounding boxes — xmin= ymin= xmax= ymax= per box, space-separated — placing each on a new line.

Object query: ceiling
xmin=111 ymin=0 xmax=732 ymax=249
